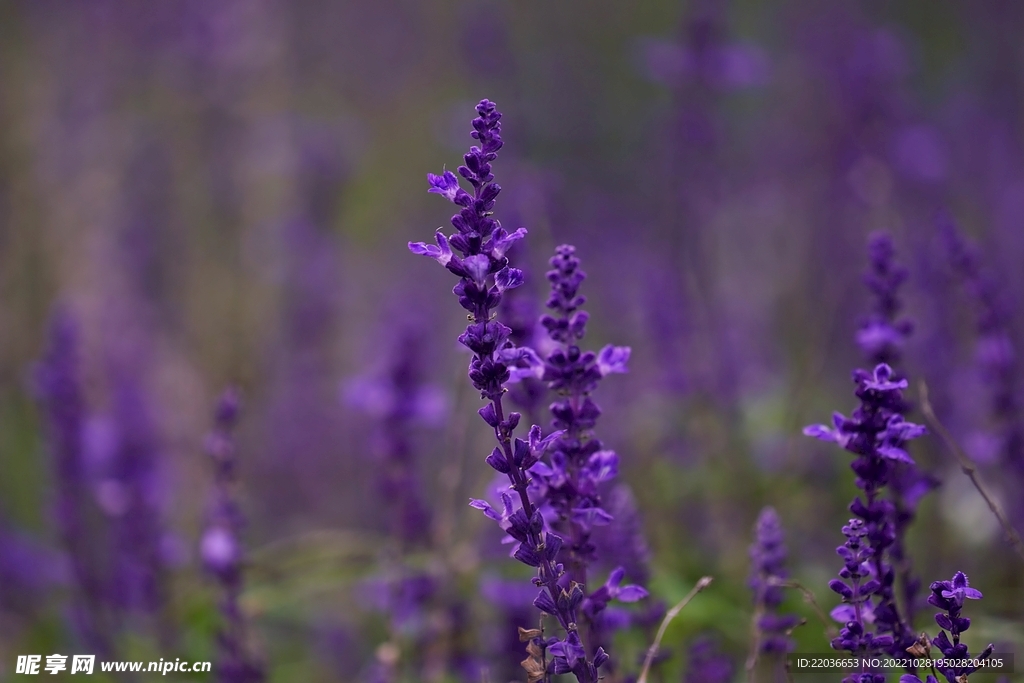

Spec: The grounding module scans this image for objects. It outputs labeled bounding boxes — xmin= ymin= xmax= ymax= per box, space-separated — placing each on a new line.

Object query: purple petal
xmin=494 ymin=267 xmax=524 ymax=293
xmin=463 ymin=254 xmax=490 ymax=285
xmin=491 ymin=227 xmax=528 ymax=258
xmin=606 ymin=566 xmax=625 ymax=588
xmin=427 ymin=170 xmax=461 ymax=202
xmin=408 ymin=231 xmax=453 ymax=266
xmin=615 ymin=585 xmax=648 ymax=602
xmin=877 ymin=445 xmax=915 ymax=464
xmin=803 ymin=424 xmax=839 ymax=442
xmin=584 ymin=450 xmax=619 ymax=483
xmin=469 ymin=498 xmax=500 ymax=522
xmin=597 ymin=345 xmax=630 ymax=376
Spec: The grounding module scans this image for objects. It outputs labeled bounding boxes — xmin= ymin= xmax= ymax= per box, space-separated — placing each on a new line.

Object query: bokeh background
xmin=1 ymin=0 xmax=1023 ymax=681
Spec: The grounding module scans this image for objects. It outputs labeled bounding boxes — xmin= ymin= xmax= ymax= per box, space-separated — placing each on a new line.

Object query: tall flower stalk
xmin=899 ymin=572 xmax=993 ymax=683
xmin=201 ymin=388 xmax=264 ymax=683
xmin=34 ymin=309 xmax=113 ymax=656
xmin=531 ymin=245 xmax=630 ymax=588
xmin=527 ymin=245 xmax=644 ymax=666
xmin=410 ymin=100 xmax=607 ymax=683
xmin=804 ymin=364 xmax=926 ymax=675
xmin=857 ymin=233 xmax=936 ymax=632
xmin=939 ymin=212 xmax=1024 ymax=529
xmin=747 ymin=506 xmax=799 ymax=669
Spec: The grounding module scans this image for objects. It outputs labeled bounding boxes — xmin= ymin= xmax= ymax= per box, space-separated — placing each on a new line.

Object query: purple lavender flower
xmin=201 ymin=388 xmax=264 ymax=683
xmin=748 ymin=507 xmax=799 ymax=655
xmin=829 ymin=519 xmax=891 ymax=655
xmin=33 ymin=308 xmax=112 ymax=655
xmin=531 ymin=246 xmax=631 ymax=583
xmin=344 ymin=329 xmax=440 ymax=549
xmin=939 ymin=211 xmax=1024 ymax=527
xmin=410 ymin=100 xmax=607 ymax=682
xmin=0 ymin=522 xmax=66 ymax=612
xmin=683 ymin=635 xmax=735 ymax=683
xmin=591 ymin=484 xmax=651 ymax=589
xmin=856 ymin=233 xmax=937 ymax=634
xmin=526 ymin=245 xmax=645 ymax=672
xmin=805 ymin=364 xmax=926 ymax=662
xmin=499 ymin=282 xmax=549 ymax=423
xmin=857 ymin=233 xmax=913 ymax=367
xmin=924 ymin=572 xmax=992 ymax=683
xmin=899 ymin=573 xmax=992 ymax=683
xmin=105 ymin=368 xmax=167 ymax=619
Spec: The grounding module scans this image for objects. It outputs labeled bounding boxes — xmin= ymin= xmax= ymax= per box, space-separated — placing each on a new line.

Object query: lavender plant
xmin=804 ymin=364 xmax=926 ymax=673
xmin=344 ymin=328 xmax=445 ymax=679
xmin=857 ymin=233 xmax=913 ymax=368
xmin=939 ymin=212 xmax=1024 ymax=527
xmin=200 ymin=388 xmax=264 ymax=683
xmin=105 ymin=367 xmax=168 ymax=624
xmin=526 ymin=245 xmax=645 ymax=663
xmin=857 ymin=233 xmax=937 ymax=628
xmin=748 ymin=506 xmax=798 ymax=658
xmin=899 ymin=572 xmax=993 ymax=683
xmin=33 ymin=310 xmax=113 ymax=655
xmin=344 ymin=329 xmax=437 ymax=549
xmin=683 ymin=635 xmax=735 ymax=683
xmin=410 ymin=99 xmax=611 ymax=682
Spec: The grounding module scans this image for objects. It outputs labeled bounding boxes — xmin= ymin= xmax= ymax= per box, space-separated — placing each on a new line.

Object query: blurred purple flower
xmin=637 ymin=37 xmax=770 ymax=90
xmin=343 ymin=329 xmax=446 ymax=548
xmin=857 ymin=233 xmax=913 ymax=367
xmin=939 ymin=211 xmax=1024 ymax=527
xmin=0 ymin=524 xmax=66 ymax=611
xmin=105 ymin=367 xmax=168 ymax=618
xmin=202 ymin=388 xmax=264 ymax=683
xmin=891 ymin=125 xmax=948 ymax=184
xmin=683 ymin=635 xmax=734 ymax=683
xmin=749 ymin=507 xmax=799 ymax=654
xmin=33 ymin=308 xmax=113 ymax=654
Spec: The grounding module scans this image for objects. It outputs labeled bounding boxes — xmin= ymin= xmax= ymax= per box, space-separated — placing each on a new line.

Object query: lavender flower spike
xmin=901 ymin=572 xmax=992 ymax=683
xmin=34 ymin=309 xmax=111 ymax=655
xmin=201 ymin=388 xmax=264 ymax=683
xmin=857 ymin=233 xmax=937 ymax=636
xmin=805 ymin=364 xmax=926 ymax=668
xmin=748 ymin=507 xmax=799 ymax=655
xmin=925 ymin=572 xmax=992 ymax=683
xmin=411 ymin=100 xmax=606 ymax=682
xmin=857 ymin=233 xmax=913 ymax=366
xmin=533 ymin=245 xmax=632 ymax=583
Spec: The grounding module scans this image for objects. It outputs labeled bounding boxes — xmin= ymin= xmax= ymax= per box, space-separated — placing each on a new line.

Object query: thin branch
xmin=745 ymin=600 xmax=765 ymax=683
xmin=918 ymin=381 xmax=1024 ymax=563
xmin=636 ymin=576 xmax=713 ymax=683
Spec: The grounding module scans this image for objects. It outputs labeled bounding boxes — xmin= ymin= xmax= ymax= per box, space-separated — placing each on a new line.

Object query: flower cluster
xmin=856 ymin=233 xmax=937 ymax=630
xmin=344 ymin=330 xmax=439 ymax=549
xmin=805 ymin=364 xmax=926 ymax=659
xmin=33 ymin=310 xmax=112 ymax=655
xmin=900 ymin=572 xmax=993 ymax=683
xmin=857 ymin=232 xmax=913 ymax=367
xmin=749 ymin=507 xmax=799 ymax=654
xmin=939 ymin=212 xmax=1024 ymax=526
xmin=411 ymin=100 xmax=608 ymax=682
xmin=683 ymin=636 xmax=735 ymax=683
xmin=529 ymin=245 xmax=634 ymax=585
xmin=200 ymin=388 xmax=264 ymax=683
xmin=829 ymin=519 xmax=891 ymax=656
xmin=926 ymin=572 xmax=992 ymax=682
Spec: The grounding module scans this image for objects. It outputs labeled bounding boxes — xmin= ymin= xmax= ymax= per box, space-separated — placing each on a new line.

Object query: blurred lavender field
xmin=2 ymin=1 xmax=1024 ymax=681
